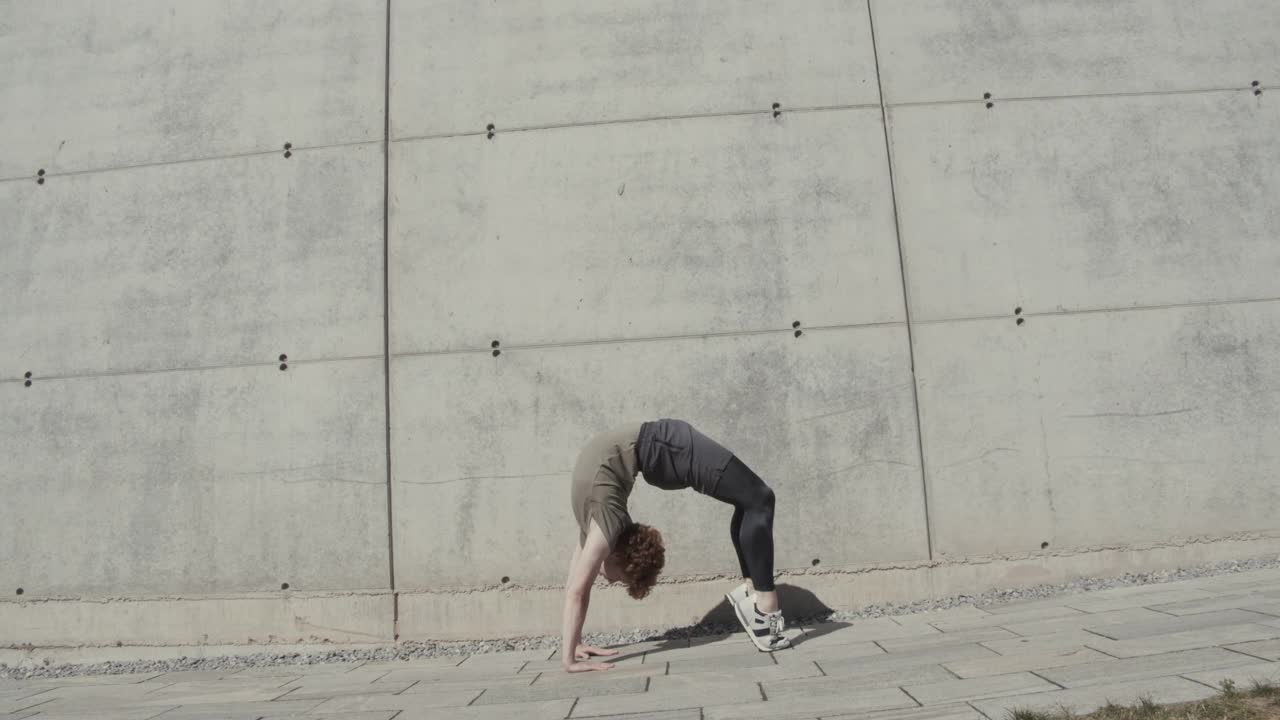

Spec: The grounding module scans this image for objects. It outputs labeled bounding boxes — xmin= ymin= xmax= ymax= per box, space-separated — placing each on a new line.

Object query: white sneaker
xmin=725 ymin=581 xmax=751 ymax=611
xmin=727 ymin=590 xmax=790 ymax=652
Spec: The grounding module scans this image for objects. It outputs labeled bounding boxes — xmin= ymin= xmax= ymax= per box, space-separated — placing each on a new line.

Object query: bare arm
xmin=561 ymin=520 xmax=613 ymax=672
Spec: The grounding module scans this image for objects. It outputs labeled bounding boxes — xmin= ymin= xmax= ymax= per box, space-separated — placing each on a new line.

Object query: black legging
xmin=708 ymin=456 xmax=776 ymax=592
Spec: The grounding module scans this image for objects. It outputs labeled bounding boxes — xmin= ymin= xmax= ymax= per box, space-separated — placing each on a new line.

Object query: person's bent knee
xmin=759 ymin=487 xmax=776 ymax=512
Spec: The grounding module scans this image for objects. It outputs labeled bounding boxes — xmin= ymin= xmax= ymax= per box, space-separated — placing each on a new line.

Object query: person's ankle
xmin=755 ymin=598 xmax=780 ymax=614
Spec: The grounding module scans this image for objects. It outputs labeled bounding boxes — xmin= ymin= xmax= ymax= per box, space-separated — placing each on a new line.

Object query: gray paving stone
xmin=0 ymin=688 xmax=47 ymax=703
xmin=824 ymin=703 xmax=987 ymax=720
xmin=141 ymin=679 xmax=300 ymax=705
xmin=146 ymin=669 xmax=249 ymax=683
xmin=1 ymin=697 xmax=55 ymax=716
xmin=237 ymin=663 xmax=367 ymax=677
xmin=1226 ymin=638 xmax=1280 ymax=661
xmin=764 ymin=663 xmax=954 ymax=697
xmin=1065 ymin=588 xmax=1218 ymax=614
xmin=380 ymin=667 xmax=534 ymax=686
xmin=903 ymin=672 xmax=1056 ymax=706
xmin=354 ymin=657 xmax=465 ymax=674
xmin=259 ymin=707 xmax=399 ymax=712
xmin=8 ymin=707 xmax=181 ymax=720
xmin=818 ymin=644 xmax=996 ymax=678
xmin=1086 ymin=623 xmax=1280 ymax=658
xmin=650 ymin=661 xmax=824 ymax=687
xmin=0 ymin=675 xmax=166 ymax=696
xmin=1184 ymin=660 xmax=1280 ymax=689
xmin=573 ymin=711 xmax=700 ymax=720
xmin=1199 ymin=572 xmax=1280 ymax=594
xmin=877 ymin=628 xmax=1018 ymax=654
xmin=571 ymin=681 xmax=758 ymax=717
xmin=983 ymin=597 xmax=1084 ymax=616
xmin=998 ymin=608 xmax=1171 ymax=638
xmin=1149 ymin=593 xmax=1274 ymax=616
xmin=644 ymin=636 xmax=762 ymax=662
xmin=399 ymin=697 xmax=575 ymax=720
xmin=930 ymin=606 xmax=1083 ymax=633
xmin=701 ymin=687 xmax=916 ymax=720
xmin=306 ymin=688 xmax=481 ymax=713
xmin=1243 ymin=602 xmax=1280 ymax=619
xmin=973 ymin=677 xmax=1217 ymax=718
xmin=892 ymin=607 xmax=994 ymax=625
xmin=134 ymin=699 xmax=325 ymax=719
xmin=943 ymin=647 xmax=1110 ymax=679
xmin=278 ymin=677 xmax=417 ymax=701
xmin=983 ymin=630 xmax=1115 ymax=656
xmin=459 ymin=649 xmax=558 ymax=666
xmin=783 ymin=639 xmax=887 ymax=663
xmin=531 ymin=662 xmax=668 ymax=686
xmin=473 ymin=676 xmax=648 ymax=705
xmin=1086 ymin=609 xmax=1276 ymax=640
xmin=1038 ymin=647 xmax=1255 ymax=688
xmin=665 ymin=649 xmax=778 ymax=674
xmin=793 ymin=619 xmax=944 ymax=646
xmin=19 ymin=683 xmax=203 ymax=709
xmin=570 ymin=676 xmax=757 ymax=712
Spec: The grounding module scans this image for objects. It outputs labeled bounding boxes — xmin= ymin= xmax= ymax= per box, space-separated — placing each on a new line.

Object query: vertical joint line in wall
xmin=867 ymin=0 xmax=934 ymax=561
xmin=383 ymin=0 xmax=398 ymax=633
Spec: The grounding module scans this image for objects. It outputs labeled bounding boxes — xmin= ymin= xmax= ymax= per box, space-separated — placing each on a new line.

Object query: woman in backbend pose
xmin=561 ymin=419 xmax=788 ymax=673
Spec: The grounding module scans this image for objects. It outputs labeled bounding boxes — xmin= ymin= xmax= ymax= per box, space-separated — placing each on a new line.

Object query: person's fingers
xmin=594 ymin=648 xmax=619 ymax=656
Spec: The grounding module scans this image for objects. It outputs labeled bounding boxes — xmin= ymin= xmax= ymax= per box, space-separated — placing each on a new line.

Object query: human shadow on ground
xmin=603 ymin=583 xmax=852 ymax=664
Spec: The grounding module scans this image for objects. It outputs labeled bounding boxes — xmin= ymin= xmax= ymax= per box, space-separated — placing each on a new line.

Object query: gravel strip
xmin=4 ymin=554 xmax=1278 ymax=680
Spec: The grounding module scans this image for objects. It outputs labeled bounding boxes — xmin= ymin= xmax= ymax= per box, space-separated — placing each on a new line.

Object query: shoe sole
xmin=726 ymin=592 xmax=788 ymax=652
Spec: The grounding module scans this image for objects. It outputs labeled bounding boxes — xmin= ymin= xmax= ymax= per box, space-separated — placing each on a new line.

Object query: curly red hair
xmin=614 ymin=523 xmax=665 ymax=600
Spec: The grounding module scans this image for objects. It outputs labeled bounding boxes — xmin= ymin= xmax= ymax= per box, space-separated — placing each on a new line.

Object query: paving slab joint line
xmin=1220 ymin=646 xmax=1276 ymax=662
xmin=1078 ymin=626 xmax=1123 ymax=642
xmin=1029 ymin=670 xmax=1068 ymax=690
xmin=1178 ymin=674 xmax=1228 ymax=692
xmin=900 ymin=686 xmax=925 ymax=707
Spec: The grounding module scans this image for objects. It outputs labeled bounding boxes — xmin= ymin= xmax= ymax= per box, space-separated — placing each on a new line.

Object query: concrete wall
xmin=3 ymin=0 xmax=1279 ymax=648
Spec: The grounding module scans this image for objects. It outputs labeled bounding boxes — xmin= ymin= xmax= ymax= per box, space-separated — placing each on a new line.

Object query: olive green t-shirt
xmin=571 ymin=424 xmax=643 ymax=549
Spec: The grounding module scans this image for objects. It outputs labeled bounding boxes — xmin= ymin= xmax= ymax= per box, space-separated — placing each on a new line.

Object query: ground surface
xmin=5 ymin=569 xmax=1280 ymax=719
